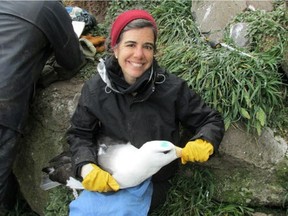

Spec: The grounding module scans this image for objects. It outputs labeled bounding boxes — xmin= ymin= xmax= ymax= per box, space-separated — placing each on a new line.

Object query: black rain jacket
xmin=67 ymin=56 xmax=225 ymax=182
xmin=0 ymin=0 xmax=84 ymax=133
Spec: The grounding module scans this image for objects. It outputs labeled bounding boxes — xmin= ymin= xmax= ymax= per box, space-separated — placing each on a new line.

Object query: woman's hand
xmin=81 ymin=163 xmax=120 ymax=192
xmin=181 ymin=139 xmax=214 ymax=164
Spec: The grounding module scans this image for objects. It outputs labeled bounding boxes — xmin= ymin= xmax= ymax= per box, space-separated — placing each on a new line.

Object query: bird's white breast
xmin=98 ymin=141 xmax=178 ymax=188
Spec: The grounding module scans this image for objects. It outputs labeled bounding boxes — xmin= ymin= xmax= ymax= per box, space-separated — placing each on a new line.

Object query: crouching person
xmin=0 ymin=1 xmax=85 ymax=212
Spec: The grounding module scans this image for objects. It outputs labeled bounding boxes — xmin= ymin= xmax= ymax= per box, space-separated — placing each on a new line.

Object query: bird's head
xmin=140 ymin=140 xmax=174 ymax=154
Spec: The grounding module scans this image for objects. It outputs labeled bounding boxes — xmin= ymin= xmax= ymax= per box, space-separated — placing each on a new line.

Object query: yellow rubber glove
xmin=81 ymin=163 xmax=120 ymax=192
xmin=181 ymin=139 xmax=214 ymax=164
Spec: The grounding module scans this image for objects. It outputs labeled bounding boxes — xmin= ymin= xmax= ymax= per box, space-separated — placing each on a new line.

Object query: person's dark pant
xmin=149 ymin=180 xmax=172 ymax=213
xmin=0 ymin=125 xmax=20 ymax=210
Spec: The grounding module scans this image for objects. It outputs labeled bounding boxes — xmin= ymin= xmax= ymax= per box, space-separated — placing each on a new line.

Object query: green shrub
xmin=44 ymin=186 xmax=75 ymax=216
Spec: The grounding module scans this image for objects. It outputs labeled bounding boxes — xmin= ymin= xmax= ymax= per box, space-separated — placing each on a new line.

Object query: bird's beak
xmin=175 ymin=146 xmax=182 ymax=158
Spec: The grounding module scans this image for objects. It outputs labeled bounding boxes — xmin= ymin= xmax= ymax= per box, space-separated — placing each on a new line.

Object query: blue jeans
xmin=70 ymin=178 xmax=153 ymax=216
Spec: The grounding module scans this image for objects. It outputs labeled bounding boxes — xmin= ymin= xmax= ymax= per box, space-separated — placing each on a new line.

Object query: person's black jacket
xmin=0 ymin=0 xmax=84 ymax=133
xmin=67 ymin=56 xmax=225 ymax=182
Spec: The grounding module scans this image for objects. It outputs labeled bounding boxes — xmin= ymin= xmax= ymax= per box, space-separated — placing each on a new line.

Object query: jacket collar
xmin=97 ymin=56 xmax=161 ymax=99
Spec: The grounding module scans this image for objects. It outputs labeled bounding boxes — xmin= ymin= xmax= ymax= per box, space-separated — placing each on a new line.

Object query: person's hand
xmin=181 ymin=139 xmax=214 ymax=164
xmin=81 ymin=163 xmax=120 ymax=192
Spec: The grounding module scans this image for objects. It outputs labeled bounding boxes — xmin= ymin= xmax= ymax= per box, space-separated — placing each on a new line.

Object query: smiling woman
xmin=67 ymin=9 xmax=224 ymax=215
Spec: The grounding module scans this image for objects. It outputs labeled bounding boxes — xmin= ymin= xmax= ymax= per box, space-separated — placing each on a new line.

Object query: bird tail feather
xmin=66 ymin=177 xmax=84 ymax=190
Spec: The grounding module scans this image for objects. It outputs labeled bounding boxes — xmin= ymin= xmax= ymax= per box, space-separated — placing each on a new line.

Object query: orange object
xmin=81 ymin=34 xmax=106 ymax=48
xmin=96 ymin=45 xmax=105 ymax=53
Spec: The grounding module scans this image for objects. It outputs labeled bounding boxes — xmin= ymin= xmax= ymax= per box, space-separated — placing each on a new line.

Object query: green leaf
xmin=224 ymin=117 xmax=231 ymax=130
xmin=240 ymin=108 xmax=251 ymax=119
xmin=256 ymin=107 xmax=266 ymax=126
xmin=256 ymin=121 xmax=262 ymax=136
xmin=243 ymin=89 xmax=252 ymax=108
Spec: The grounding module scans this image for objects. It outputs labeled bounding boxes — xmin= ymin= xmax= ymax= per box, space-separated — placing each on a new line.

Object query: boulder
xmin=191 ymin=0 xmax=274 ymax=43
xmin=204 ymin=124 xmax=288 ymax=207
xmin=14 ymin=77 xmax=83 ymax=215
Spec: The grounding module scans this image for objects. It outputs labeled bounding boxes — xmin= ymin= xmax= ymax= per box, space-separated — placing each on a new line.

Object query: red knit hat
xmin=110 ymin=9 xmax=157 ymax=48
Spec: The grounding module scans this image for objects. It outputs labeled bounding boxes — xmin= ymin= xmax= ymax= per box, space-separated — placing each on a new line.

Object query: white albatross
xmin=97 ymin=140 xmax=181 ymax=188
xmin=42 ymin=139 xmax=182 ymax=192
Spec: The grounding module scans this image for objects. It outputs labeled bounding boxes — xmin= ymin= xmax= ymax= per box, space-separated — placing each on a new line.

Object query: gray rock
xmin=191 ymin=0 xmax=274 ymax=43
xmin=191 ymin=0 xmax=247 ymax=42
xmin=203 ymin=123 xmax=288 ymax=206
xmin=230 ymin=22 xmax=251 ymax=48
xmin=14 ymin=78 xmax=83 ymax=215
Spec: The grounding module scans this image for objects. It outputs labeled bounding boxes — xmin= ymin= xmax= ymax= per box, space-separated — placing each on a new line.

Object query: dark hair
xmin=106 ymin=19 xmax=157 ymax=53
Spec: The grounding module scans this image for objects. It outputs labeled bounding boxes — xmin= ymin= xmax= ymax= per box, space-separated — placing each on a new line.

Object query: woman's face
xmin=113 ymin=27 xmax=155 ymax=85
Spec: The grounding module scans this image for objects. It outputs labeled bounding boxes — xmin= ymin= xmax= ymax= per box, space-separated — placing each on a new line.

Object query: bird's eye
xmin=163 ymin=150 xmax=171 ymax=154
